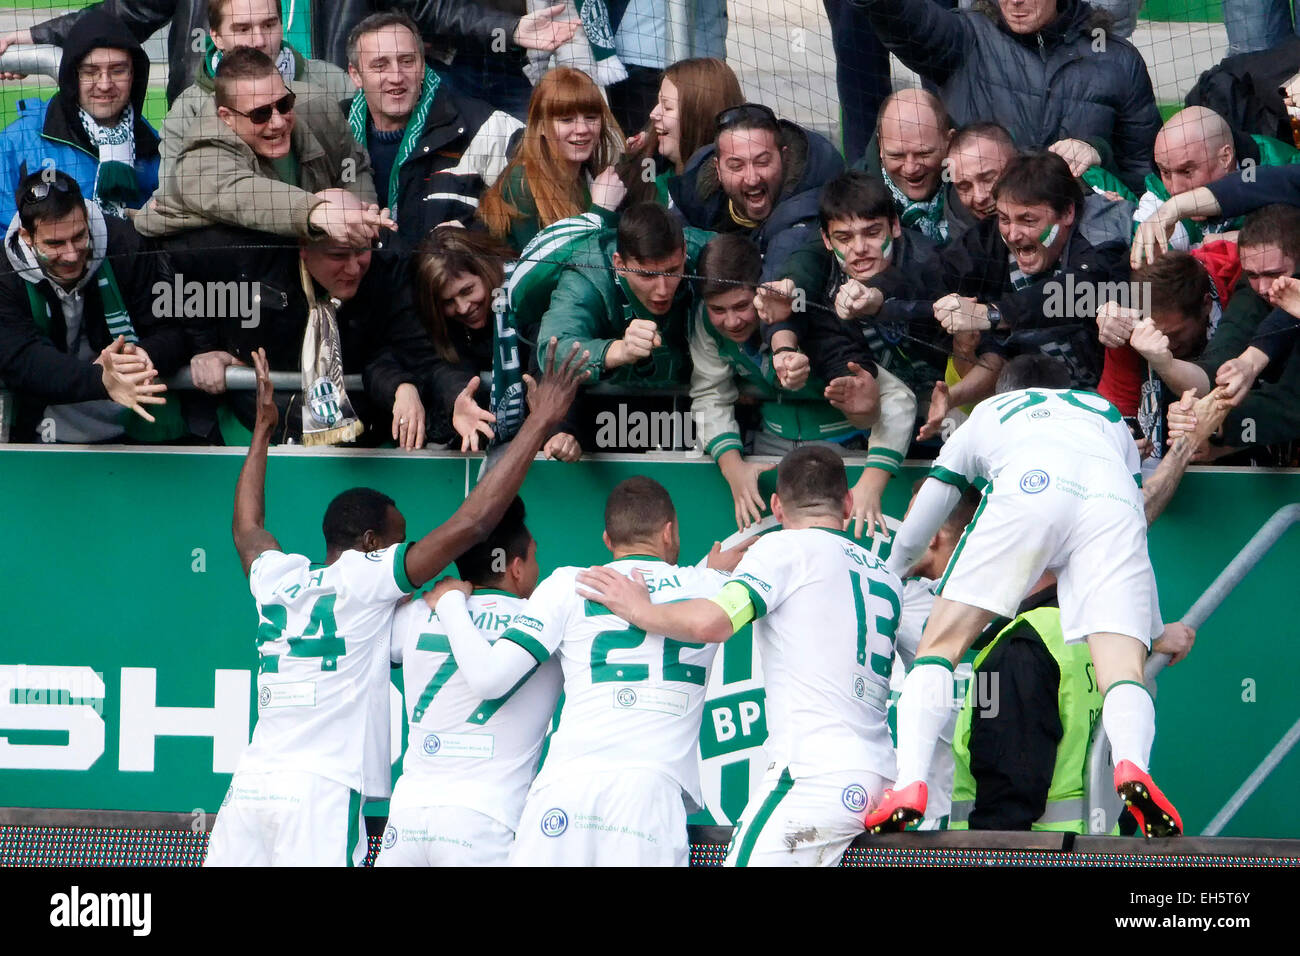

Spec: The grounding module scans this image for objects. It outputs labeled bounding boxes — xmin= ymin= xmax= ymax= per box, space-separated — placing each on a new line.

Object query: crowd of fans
xmin=1 ymin=0 xmax=1299 ymax=532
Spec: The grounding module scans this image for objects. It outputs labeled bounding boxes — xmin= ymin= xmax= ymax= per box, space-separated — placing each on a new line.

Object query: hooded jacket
xmin=31 ymin=0 xmax=524 ymax=105
xmin=134 ymin=80 xmax=376 ymax=240
xmin=0 ymin=201 xmax=184 ymax=440
xmin=668 ymin=120 xmax=845 ymax=281
xmin=852 ymin=0 xmax=1161 ymax=195
xmin=0 ymin=9 xmax=160 ymax=225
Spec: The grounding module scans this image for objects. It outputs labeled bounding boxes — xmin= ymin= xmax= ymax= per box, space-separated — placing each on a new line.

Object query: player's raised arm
xmin=232 ymin=349 xmax=283 ymax=577
xmin=431 ymin=581 xmax=540 ymax=698
xmin=885 ymin=476 xmax=964 ymax=579
xmin=575 ymin=568 xmax=736 ymax=644
xmin=1143 ymin=388 xmax=1232 ymax=525
xmin=403 ymin=340 xmax=589 ymax=589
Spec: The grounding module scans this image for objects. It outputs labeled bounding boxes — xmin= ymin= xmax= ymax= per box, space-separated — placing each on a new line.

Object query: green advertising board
xmin=0 ymin=447 xmax=1297 ymax=838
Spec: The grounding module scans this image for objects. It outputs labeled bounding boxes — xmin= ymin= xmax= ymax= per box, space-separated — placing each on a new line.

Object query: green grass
xmin=1139 ymin=0 xmax=1224 ymax=22
xmin=0 ymin=0 xmax=99 ymax=9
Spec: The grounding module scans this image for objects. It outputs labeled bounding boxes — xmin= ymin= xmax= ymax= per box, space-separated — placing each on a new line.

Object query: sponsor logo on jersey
xmin=853 ymin=677 xmax=866 ymax=699
xmin=382 ymin=825 xmax=398 ymax=849
xmin=616 ymin=688 xmax=638 ymax=708
xmin=841 ymin=784 xmax=869 ymax=813
xmin=541 ymin=808 xmax=568 ymax=837
xmin=736 ymin=572 xmax=771 ymax=594
xmin=1030 ymin=409 xmax=1051 ymax=419
xmin=514 ymin=615 xmax=544 ymax=633
xmin=221 ymin=786 xmax=233 ymax=807
xmin=257 ymin=686 xmax=272 ymax=708
xmin=1020 ymin=470 xmax=1050 ymax=494
xmin=364 ymin=547 xmax=388 ymax=562
xmin=422 ymin=734 xmax=442 ymax=755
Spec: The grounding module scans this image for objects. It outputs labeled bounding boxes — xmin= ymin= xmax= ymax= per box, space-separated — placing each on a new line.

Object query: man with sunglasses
xmin=669 ymin=102 xmax=843 ymax=287
xmin=0 ymin=171 xmax=185 ymax=443
xmin=136 ymin=46 xmax=390 ymax=248
xmin=0 ymin=10 xmax=160 ymax=226
xmin=158 ymin=0 xmax=356 ymax=180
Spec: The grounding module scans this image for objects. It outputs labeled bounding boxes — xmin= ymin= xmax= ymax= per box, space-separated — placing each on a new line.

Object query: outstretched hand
xmin=523 ymin=337 xmax=590 ymax=430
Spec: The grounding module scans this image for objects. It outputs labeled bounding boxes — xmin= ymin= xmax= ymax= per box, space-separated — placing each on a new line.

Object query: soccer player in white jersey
xmin=428 ymin=477 xmax=748 ymax=866
xmin=204 ymin=343 xmax=586 ymax=867
xmin=866 ymin=354 xmax=1227 ymax=838
xmin=578 ymin=446 xmax=904 ymax=866
xmin=376 ymin=497 xmax=562 ymax=866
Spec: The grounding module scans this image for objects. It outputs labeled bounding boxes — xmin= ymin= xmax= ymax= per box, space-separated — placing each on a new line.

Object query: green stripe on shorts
xmin=936 ymin=482 xmax=991 ymax=596
xmin=731 ymin=767 xmax=794 ymax=867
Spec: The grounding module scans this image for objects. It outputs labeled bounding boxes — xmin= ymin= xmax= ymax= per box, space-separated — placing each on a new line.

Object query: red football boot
xmin=863 ymin=780 xmax=928 ymax=833
xmin=1115 ymin=760 xmax=1183 ymax=837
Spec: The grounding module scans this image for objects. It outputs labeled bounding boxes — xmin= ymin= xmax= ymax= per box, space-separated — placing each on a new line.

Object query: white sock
xmin=895 ymin=661 xmax=955 ymax=788
xmin=1102 ymin=681 xmax=1155 ymax=774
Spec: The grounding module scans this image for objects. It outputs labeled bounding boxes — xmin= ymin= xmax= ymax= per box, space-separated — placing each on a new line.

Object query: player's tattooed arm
xmin=403 ymin=340 xmax=589 ymax=588
xmin=575 ymin=568 xmax=735 ymax=643
xmin=1143 ymin=388 xmax=1232 ymax=525
xmin=232 ymin=349 xmax=283 ymax=577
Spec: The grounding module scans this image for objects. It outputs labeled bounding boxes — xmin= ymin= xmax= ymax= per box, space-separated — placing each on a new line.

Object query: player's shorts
xmin=374 ymin=805 xmax=514 ymax=867
xmin=726 ymin=766 xmax=889 ymax=867
xmin=936 ymin=456 xmax=1156 ymax=646
xmin=509 ymin=769 xmax=688 ymax=867
xmin=204 ymin=770 xmax=366 ymax=867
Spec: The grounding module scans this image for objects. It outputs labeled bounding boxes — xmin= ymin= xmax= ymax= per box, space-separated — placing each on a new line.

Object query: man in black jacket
xmin=0 ymin=171 xmax=185 ymax=442
xmin=179 ymin=188 xmax=436 ymax=447
xmin=345 ymin=11 xmax=522 ymax=244
xmin=4 ymin=0 xmax=577 ymax=106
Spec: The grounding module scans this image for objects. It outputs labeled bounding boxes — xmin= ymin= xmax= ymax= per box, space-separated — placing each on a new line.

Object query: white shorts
xmin=726 ymin=767 xmax=889 ymax=867
xmin=204 ymin=770 xmax=366 ymax=867
xmin=937 ymin=459 xmax=1157 ymax=646
xmin=509 ymin=769 xmax=689 ymax=867
xmin=374 ymin=806 xmax=514 ymax=867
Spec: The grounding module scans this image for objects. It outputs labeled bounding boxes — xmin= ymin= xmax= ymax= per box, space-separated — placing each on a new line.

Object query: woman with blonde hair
xmin=478 ymin=66 xmax=627 ymax=252
xmin=413 ymin=226 xmax=582 ymax=460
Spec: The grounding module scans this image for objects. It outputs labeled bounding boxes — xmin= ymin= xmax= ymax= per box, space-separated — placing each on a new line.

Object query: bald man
xmin=873 ymin=88 xmax=953 ymax=244
xmin=1135 ymin=105 xmax=1300 ymax=250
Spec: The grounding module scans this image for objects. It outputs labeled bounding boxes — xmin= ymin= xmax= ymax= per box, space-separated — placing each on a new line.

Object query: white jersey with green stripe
xmin=501 ymin=558 xmax=727 ymax=809
xmin=241 ymin=544 xmax=415 ymax=796
xmin=930 ymin=387 xmax=1141 ymax=492
xmin=389 ymin=590 xmax=562 ymax=829
xmin=730 ymin=527 xmax=902 ymax=780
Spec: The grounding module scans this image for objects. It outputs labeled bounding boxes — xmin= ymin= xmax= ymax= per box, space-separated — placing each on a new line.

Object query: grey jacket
xmin=136 ymin=81 xmax=376 ymax=240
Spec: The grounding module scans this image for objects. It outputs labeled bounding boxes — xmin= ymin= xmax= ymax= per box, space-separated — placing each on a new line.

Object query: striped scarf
xmin=348 ymin=66 xmax=440 ymax=225
xmin=882 ymin=168 xmax=948 ymax=244
xmin=79 ymin=105 xmax=136 ymax=218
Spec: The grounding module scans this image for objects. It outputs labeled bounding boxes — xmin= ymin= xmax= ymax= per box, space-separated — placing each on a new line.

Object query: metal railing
xmin=1084 ymin=504 xmax=1300 ymax=835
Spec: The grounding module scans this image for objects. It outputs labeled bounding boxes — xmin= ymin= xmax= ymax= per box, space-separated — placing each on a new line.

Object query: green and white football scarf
xmin=882 ymin=168 xmax=948 ymax=244
xmin=522 ymin=0 xmax=628 ymax=87
xmin=348 ymin=66 xmax=440 ymax=223
xmin=203 ymin=37 xmax=296 ymax=82
xmin=79 ymin=105 xmax=136 ymax=218
xmin=1143 ymin=173 xmax=1237 ymax=246
xmin=299 ymin=259 xmax=363 ymax=446
xmin=279 ymin=0 xmax=314 ymax=58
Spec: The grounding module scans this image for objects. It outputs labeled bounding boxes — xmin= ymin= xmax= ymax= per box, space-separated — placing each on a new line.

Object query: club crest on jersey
xmin=1020 ymin=470 xmax=1050 ymax=494
xmin=422 ymin=734 xmax=442 ymax=755
xmin=541 ymin=808 xmax=568 ymax=837
xmin=257 ymin=686 xmax=272 ymax=708
xmin=1030 ymin=409 xmax=1051 ymax=419
xmin=616 ymin=688 xmax=638 ymax=708
xmin=382 ymin=825 xmax=398 ymax=850
xmin=841 ymin=784 xmax=869 ymax=813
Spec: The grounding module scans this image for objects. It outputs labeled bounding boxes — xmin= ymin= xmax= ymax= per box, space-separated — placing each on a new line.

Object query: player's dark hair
xmin=819 ymin=170 xmax=895 ymax=232
xmin=455 ymin=496 xmax=532 ymax=587
xmin=1132 ymin=251 xmax=1212 ymax=323
xmin=948 ymin=121 xmax=1016 ymax=158
xmin=16 ymin=170 xmax=84 ymax=235
xmin=995 ymin=354 xmax=1072 ymax=393
xmin=697 ymin=233 xmax=762 ymax=298
xmin=322 ymin=487 xmax=397 ymax=552
xmin=214 ymin=46 xmax=279 ymax=110
xmin=617 ymin=202 xmax=684 ymax=262
xmin=605 ymin=476 xmax=676 ymax=547
xmin=1239 ymin=204 xmax=1300 ymax=265
xmin=993 ymin=151 xmax=1083 ymax=218
xmin=776 ymin=445 xmax=847 ymax=517
xmin=908 ymin=479 xmax=981 ymax=538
